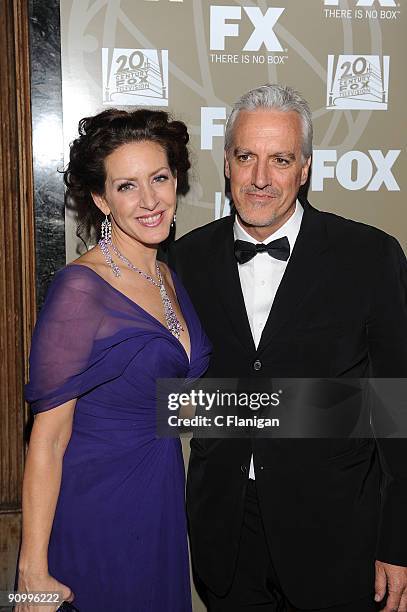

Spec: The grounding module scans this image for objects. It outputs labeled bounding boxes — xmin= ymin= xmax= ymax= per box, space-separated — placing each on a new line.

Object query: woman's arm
xmin=17 ymin=399 xmax=77 ymax=610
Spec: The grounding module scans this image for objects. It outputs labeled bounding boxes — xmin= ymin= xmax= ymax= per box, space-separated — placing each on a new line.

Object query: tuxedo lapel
xmin=210 ymin=217 xmax=256 ymax=353
xmin=257 ymin=201 xmax=330 ymax=354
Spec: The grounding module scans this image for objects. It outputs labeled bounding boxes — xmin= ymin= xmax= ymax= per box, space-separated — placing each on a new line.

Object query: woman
xmin=17 ymin=108 xmax=211 ymax=611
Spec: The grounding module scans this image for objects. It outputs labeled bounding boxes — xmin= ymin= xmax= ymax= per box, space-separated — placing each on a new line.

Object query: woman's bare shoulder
xmin=69 ymin=245 xmax=107 ymax=277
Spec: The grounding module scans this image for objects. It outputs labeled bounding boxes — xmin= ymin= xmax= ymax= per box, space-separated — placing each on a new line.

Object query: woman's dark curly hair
xmin=64 ymin=108 xmax=191 ymax=242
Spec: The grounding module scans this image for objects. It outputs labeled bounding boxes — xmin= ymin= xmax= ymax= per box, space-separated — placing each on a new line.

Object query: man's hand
xmin=375 ymin=560 xmax=407 ymax=611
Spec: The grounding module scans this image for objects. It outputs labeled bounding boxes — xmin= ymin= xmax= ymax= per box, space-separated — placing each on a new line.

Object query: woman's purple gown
xmin=25 ymin=265 xmax=211 ymax=612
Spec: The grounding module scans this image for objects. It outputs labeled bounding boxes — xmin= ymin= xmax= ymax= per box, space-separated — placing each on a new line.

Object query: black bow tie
xmin=234 ymin=237 xmax=290 ymax=264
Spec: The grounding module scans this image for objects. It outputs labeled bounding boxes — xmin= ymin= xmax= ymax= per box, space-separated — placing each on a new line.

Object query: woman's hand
xmin=15 ymin=570 xmax=74 ymax=612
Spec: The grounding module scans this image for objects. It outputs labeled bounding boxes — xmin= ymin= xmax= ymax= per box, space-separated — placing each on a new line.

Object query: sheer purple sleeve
xmin=26 ymin=265 xmax=211 ymax=413
xmin=25 ymin=267 xmax=109 ymax=413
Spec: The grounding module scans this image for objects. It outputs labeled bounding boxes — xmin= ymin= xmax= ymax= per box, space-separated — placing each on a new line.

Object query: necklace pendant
xmin=158 ymin=273 xmax=184 ymax=339
xmin=98 ymin=237 xmax=185 ymax=339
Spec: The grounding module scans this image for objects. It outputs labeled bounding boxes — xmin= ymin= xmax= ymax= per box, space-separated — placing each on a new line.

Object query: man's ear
xmin=300 ymin=156 xmax=312 ymax=186
xmin=91 ymin=192 xmax=110 ymax=216
xmin=224 ymin=150 xmax=231 ymax=179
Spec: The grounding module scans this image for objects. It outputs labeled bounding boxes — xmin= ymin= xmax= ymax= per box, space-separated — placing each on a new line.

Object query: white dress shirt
xmin=233 ymin=201 xmax=304 ymax=479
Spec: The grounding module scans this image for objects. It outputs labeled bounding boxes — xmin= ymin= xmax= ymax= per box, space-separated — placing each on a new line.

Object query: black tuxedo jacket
xmin=168 ymin=200 xmax=407 ymax=609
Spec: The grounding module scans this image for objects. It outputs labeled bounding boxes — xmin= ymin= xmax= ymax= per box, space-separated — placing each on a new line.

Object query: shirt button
xmin=240 ymin=465 xmax=247 ymax=473
xmin=253 ymin=360 xmax=262 ymax=371
xmin=260 ymin=280 xmax=265 ymax=286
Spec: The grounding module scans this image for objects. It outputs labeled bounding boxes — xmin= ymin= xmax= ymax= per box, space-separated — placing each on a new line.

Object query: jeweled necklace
xmin=98 ymin=237 xmax=184 ymax=339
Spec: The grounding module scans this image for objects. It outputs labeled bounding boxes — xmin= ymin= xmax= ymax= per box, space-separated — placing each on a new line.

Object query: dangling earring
xmin=171 ymin=213 xmax=177 ymax=228
xmin=101 ymin=214 xmax=111 ymax=240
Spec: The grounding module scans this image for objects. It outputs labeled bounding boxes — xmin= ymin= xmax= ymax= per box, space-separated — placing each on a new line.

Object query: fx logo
xmin=210 ymin=6 xmax=285 ymax=52
xmin=324 ymin=0 xmax=396 ymax=5
xmin=215 ymin=193 xmax=231 ymax=220
xmin=312 ymin=150 xmax=400 ymax=191
xmin=201 ymin=107 xmax=226 ymax=150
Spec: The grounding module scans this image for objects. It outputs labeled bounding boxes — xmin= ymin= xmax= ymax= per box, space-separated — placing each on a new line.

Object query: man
xmin=169 ymin=85 xmax=407 ymax=611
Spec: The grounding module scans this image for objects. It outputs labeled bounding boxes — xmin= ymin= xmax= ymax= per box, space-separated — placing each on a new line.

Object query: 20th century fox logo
xmin=102 ymin=48 xmax=169 ymax=107
xmin=327 ymin=55 xmax=390 ymax=110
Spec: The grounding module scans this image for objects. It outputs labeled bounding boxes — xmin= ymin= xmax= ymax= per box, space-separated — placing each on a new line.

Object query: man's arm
xmin=367 ymin=234 xmax=407 ymax=611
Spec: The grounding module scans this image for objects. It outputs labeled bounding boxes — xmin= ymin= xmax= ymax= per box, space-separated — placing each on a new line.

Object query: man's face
xmin=225 ymin=109 xmax=311 ymax=240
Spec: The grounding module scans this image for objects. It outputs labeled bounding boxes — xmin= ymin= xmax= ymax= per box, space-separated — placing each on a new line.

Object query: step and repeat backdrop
xmin=59 ymin=3 xmax=405 ymax=609
xmin=60 ymin=0 xmax=406 ymax=261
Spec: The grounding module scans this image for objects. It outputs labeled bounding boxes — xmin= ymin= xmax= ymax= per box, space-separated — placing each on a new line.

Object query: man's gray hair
xmin=224 ymin=84 xmax=313 ymax=162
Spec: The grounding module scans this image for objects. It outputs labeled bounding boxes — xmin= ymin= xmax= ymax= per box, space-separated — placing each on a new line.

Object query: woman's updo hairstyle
xmin=64 ymin=108 xmax=190 ymax=242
